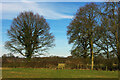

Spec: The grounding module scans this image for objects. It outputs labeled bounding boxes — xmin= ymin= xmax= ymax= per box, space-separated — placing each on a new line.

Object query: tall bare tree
xmin=96 ymin=2 xmax=119 ymax=72
xmin=98 ymin=2 xmax=118 ymax=58
xmin=67 ymin=3 xmax=100 ymax=70
xmin=95 ymin=14 xmax=116 ymax=59
xmin=5 ymin=11 xmax=55 ymax=60
xmin=67 ymin=8 xmax=89 ymax=58
xmin=118 ymin=2 xmax=120 ymax=79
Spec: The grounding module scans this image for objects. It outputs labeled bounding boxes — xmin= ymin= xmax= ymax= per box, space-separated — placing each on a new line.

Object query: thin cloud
xmin=1 ymin=1 xmax=73 ymax=20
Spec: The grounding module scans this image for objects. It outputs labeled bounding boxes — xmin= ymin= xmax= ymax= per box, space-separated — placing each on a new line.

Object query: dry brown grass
xmin=0 ymin=67 xmax=11 ymax=70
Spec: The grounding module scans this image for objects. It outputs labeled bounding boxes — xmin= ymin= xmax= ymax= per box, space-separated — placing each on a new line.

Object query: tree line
xmin=2 ymin=56 xmax=118 ymax=71
xmin=4 ymin=2 xmax=120 ymax=70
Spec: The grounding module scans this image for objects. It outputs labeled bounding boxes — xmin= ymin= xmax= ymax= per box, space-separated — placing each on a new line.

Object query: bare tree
xmin=118 ymin=2 xmax=120 ymax=79
xmin=67 ymin=3 xmax=100 ymax=70
xmin=99 ymin=2 xmax=118 ymax=58
xmin=5 ymin=11 xmax=55 ymax=60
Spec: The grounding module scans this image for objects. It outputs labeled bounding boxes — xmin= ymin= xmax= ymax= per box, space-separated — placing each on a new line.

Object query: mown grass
xmin=2 ymin=68 xmax=118 ymax=78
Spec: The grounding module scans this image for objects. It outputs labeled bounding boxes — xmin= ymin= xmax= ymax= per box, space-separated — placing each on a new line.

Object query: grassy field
xmin=1 ymin=68 xmax=118 ymax=78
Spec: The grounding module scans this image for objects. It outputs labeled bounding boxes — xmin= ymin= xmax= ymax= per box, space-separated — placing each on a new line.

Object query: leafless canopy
xmin=5 ymin=11 xmax=55 ymax=59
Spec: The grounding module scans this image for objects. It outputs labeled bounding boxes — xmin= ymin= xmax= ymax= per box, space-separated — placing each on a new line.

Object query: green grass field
xmin=2 ymin=68 xmax=118 ymax=78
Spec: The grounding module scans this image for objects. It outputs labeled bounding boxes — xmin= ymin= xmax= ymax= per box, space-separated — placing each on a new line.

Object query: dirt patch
xmin=95 ymin=76 xmax=106 ymax=78
xmin=10 ymin=71 xmax=26 ymax=75
xmin=0 ymin=68 xmax=11 ymax=70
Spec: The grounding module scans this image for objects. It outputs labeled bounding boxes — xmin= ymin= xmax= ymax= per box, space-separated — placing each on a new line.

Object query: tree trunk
xmin=107 ymin=45 xmax=109 ymax=59
xmin=118 ymin=27 xmax=120 ymax=80
xmin=118 ymin=3 xmax=120 ymax=79
xmin=106 ymin=48 xmax=109 ymax=71
xmin=90 ymin=39 xmax=94 ymax=70
xmin=118 ymin=2 xmax=120 ymax=79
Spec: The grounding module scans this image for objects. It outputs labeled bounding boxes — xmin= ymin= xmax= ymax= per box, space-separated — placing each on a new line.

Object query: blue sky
xmin=0 ymin=1 xmax=108 ymax=57
xmin=1 ymin=0 xmax=109 ymax=2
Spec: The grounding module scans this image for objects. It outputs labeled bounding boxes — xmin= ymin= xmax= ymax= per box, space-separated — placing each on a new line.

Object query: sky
xmin=0 ymin=0 xmax=118 ymax=57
